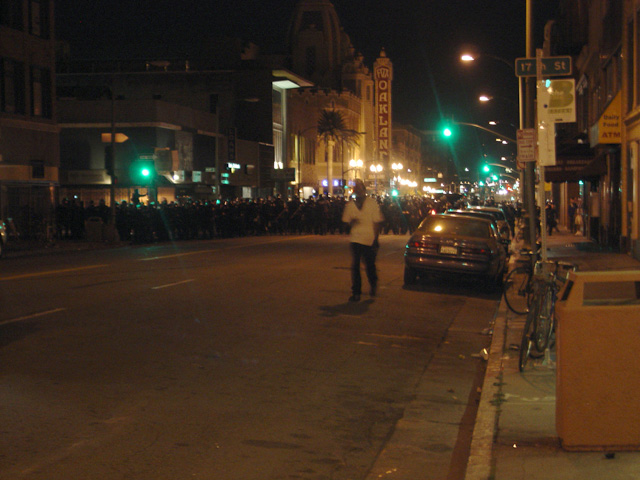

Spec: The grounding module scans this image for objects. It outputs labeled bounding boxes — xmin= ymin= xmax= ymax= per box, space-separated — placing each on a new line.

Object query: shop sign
xmin=589 ymin=92 xmax=621 ymax=146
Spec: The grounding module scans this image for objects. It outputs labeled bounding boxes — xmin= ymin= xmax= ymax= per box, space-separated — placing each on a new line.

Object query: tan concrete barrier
xmin=555 ymin=270 xmax=640 ymax=451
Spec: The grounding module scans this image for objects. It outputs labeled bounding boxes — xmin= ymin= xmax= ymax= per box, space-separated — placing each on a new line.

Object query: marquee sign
xmin=374 ymin=51 xmax=393 ymax=163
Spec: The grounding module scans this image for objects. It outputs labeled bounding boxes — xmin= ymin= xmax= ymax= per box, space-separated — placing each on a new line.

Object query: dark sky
xmin=55 ymin=0 xmax=560 ymax=167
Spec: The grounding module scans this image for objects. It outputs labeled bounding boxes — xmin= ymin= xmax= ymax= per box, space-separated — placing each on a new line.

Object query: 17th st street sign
xmin=515 ymin=56 xmax=572 ymax=77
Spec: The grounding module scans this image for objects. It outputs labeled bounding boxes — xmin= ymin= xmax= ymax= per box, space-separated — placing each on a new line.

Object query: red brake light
xmin=410 ymin=240 xmax=437 ymax=250
xmin=461 ymin=246 xmax=489 ymax=255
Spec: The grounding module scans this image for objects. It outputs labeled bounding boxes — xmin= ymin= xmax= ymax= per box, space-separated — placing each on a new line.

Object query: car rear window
xmin=418 ymin=217 xmax=490 ymax=238
xmin=474 ymin=209 xmax=506 ymax=221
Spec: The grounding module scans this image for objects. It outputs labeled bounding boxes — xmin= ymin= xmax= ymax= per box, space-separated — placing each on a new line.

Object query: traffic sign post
xmin=516 ymin=128 xmax=536 ymax=168
xmin=515 ymin=56 xmax=572 ymax=77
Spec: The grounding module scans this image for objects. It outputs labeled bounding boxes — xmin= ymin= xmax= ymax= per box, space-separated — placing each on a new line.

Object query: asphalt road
xmin=0 ymin=234 xmax=499 ymax=479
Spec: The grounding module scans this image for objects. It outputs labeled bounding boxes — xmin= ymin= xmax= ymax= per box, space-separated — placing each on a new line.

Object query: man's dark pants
xmin=350 ymin=242 xmax=377 ymax=295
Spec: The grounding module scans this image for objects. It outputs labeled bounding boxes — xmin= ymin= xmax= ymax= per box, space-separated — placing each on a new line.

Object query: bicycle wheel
xmin=534 ymin=283 xmax=555 ymax=352
xmin=519 ymin=286 xmax=544 ymax=372
xmin=503 ymin=266 xmax=530 ymax=315
xmin=518 ymin=309 xmax=536 ymax=371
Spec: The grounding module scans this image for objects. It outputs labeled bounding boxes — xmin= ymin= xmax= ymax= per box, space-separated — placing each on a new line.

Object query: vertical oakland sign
xmin=374 ymin=50 xmax=393 ymax=167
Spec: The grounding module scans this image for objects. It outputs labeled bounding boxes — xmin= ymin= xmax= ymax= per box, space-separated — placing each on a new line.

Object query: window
xmin=31 ymin=67 xmax=42 ymax=116
xmin=31 ymin=160 xmax=44 ymax=179
xmin=305 ymin=47 xmax=316 ymax=77
xmin=0 ymin=0 xmax=23 ymax=30
xmin=1 ymin=58 xmax=27 ymax=114
xmin=30 ymin=66 xmax=52 ymax=118
xmin=29 ymin=0 xmax=50 ymax=38
xmin=209 ymin=93 xmax=218 ymax=114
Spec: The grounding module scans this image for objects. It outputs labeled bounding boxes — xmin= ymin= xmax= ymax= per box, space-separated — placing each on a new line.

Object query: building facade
xmin=0 ymin=0 xmax=58 ymax=237
xmin=285 ymin=0 xmax=391 ymax=196
xmin=55 ymin=58 xmax=307 ymax=205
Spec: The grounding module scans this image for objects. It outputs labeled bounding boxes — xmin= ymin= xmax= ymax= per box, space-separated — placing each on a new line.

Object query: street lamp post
xmin=450 ymin=121 xmax=517 ymax=144
xmin=370 ymin=164 xmax=383 ymax=193
xmin=391 ymin=162 xmax=403 ymax=193
xmin=347 ymin=159 xmax=363 ymax=181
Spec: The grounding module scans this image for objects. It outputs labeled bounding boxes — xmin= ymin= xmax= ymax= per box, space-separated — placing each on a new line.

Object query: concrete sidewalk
xmin=466 ymin=229 xmax=640 ymax=480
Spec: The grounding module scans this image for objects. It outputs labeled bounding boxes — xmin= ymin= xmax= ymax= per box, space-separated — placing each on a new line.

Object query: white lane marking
xmin=151 ymin=279 xmax=195 ymax=290
xmin=0 ymin=264 xmax=108 ymax=282
xmin=0 ymin=308 xmax=66 ymax=326
xmin=365 ymin=333 xmax=427 ymax=341
xmin=138 ymin=236 xmax=313 ymax=261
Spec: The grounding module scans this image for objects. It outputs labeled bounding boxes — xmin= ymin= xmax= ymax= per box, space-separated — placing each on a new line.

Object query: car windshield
xmin=417 ymin=216 xmax=490 ymax=238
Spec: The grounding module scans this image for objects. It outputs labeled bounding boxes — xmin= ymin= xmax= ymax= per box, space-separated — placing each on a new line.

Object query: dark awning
xmin=580 ymin=155 xmax=607 ymax=177
xmin=544 ymin=143 xmax=596 ymax=183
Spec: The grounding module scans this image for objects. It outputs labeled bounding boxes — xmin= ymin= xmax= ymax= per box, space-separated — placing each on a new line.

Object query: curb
xmin=464 ymin=292 xmax=509 ymax=480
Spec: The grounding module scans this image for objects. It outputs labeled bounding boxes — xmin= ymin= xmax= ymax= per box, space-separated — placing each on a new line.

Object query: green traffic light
xmin=483 ymin=164 xmax=490 ymax=173
xmin=391 ymin=189 xmax=399 ymax=197
xmin=141 ymin=167 xmax=151 ymax=177
xmin=443 ymin=127 xmax=452 ymax=137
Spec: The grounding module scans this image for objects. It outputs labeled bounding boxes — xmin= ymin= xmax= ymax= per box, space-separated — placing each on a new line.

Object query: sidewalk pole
xmin=536 ymin=48 xmax=548 ymax=261
xmin=524 ymin=0 xmax=538 ymax=270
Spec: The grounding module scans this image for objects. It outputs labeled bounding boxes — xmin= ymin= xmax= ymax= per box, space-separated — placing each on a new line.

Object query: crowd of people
xmin=54 ymin=194 xmax=519 ymax=245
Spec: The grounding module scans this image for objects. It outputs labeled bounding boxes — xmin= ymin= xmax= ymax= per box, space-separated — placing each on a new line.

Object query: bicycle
xmin=518 ymin=259 xmax=576 ymax=371
xmin=503 ymin=248 xmax=539 ymax=315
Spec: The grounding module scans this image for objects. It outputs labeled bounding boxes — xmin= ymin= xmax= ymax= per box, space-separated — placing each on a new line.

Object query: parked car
xmin=404 ymin=214 xmax=508 ymax=287
xmin=464 ymin=206 xmax=512 ymax=241
xmin=446 ymin=209 xmax=511 ymax=256
xmin=0 ymin=220 xmax=7 ymax=257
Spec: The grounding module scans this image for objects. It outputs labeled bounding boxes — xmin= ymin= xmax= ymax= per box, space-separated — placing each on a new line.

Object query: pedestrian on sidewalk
xmin=342 ymin=179 xmax=384 ymax=302
xmin=546 ymin=202 xmax=558 ymax=236
xmin=568 ymin=197 xmax=578 ymax=233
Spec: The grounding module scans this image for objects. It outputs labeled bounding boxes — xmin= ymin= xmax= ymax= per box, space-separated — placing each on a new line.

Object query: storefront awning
xmin=580 ymin=155 xmax=608 ymax=177
xmin=544 ymin=143 xmax=595 ymax=183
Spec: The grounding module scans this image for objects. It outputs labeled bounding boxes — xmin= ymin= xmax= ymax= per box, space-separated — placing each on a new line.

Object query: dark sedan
xmin=404 ymin=214 xmax=508 ymax=287
xmin=446 ymin=209 xmax=511 ymax=256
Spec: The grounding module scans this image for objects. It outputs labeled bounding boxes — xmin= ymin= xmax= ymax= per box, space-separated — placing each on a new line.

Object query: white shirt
xmin=342 ymin=196 xmax=384 ymax=246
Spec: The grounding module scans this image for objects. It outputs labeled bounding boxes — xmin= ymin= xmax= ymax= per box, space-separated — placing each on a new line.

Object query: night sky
xmin=55 ymin=0 xmax=560 ymax=168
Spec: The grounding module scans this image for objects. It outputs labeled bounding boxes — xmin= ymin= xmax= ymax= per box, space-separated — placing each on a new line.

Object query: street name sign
xmin=515 ymin=56 xmax=572 ymax=77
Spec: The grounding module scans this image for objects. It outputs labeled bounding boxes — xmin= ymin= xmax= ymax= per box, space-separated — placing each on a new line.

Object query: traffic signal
xmin=482 ymin=164 xmax=490 ymax=173
xmin=131 ymin=159 xmax=156 ymax=184
xmin=391 ymin=188 xmax=399 ymax=197
xmin=440 ymin=121 xmax=456 ymax=139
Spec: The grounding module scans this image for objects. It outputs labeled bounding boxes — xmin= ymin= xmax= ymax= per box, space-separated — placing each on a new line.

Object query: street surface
xmin=0 ymin=234 xmax=498 ymax=479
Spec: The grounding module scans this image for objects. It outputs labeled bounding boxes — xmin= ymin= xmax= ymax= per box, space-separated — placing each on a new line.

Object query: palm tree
xmin=317 ymin=109 xmax=361 ymax=195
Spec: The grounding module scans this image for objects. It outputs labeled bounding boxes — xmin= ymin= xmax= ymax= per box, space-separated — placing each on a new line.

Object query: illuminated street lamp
xmin=349 ymin=158 xmax=363 ymax=175
xmin=345 ymin=159 xmax=364 ymax=189
xmin=370 ymin=164 xmax=383 ymax=193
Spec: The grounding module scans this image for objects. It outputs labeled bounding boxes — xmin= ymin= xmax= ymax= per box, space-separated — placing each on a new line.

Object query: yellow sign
xmin=101 ymin=133 xmax=129 ymax=143
xmin=596 ymin=92 xmax=621 ymax=144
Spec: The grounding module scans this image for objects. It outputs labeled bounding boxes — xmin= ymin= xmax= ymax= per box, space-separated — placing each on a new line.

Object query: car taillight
xmin=409 ymin=240 xmax=438 ymax=251
xmin=461 ymin=246 xmax=489 ymax=255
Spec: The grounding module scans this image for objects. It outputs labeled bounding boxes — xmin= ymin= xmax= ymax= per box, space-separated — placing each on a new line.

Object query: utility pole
xmin=524 ymin=0 xmax=538 ymax=261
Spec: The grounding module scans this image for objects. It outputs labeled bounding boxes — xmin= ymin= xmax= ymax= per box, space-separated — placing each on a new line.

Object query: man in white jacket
xmin=341 ymin=179 xmax=384 ymax=302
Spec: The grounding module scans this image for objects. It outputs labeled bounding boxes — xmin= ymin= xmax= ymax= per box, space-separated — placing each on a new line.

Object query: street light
xmin=345 ymin=159 xmax=363 ymax=188
xmin=446 ymin=120 xmax=517 ymax=144
xmin=370 ymin=164 xmax=383 ymax=193
xmin=460 ymin=52 xmax=514 ymax=70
